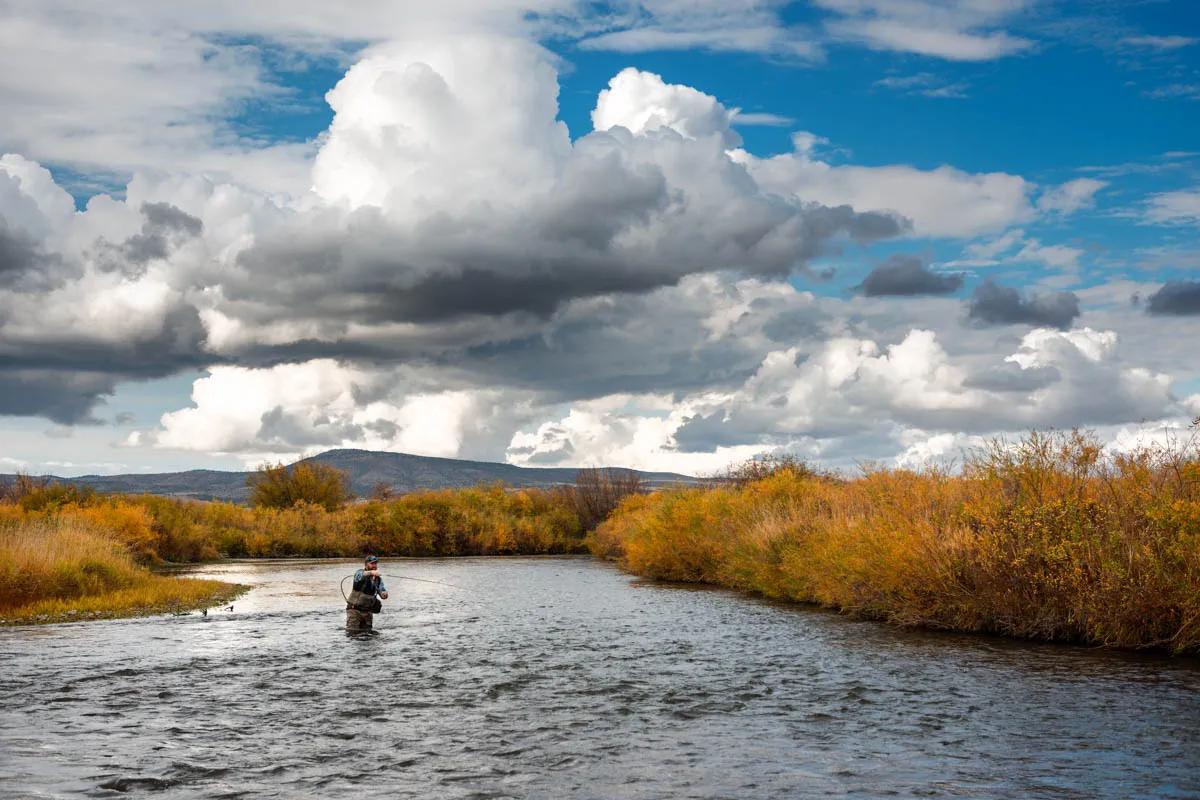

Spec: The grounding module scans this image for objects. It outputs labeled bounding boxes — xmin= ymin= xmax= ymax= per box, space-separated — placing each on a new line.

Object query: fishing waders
xmin=345 ymin=587 xmax=382 ymax=632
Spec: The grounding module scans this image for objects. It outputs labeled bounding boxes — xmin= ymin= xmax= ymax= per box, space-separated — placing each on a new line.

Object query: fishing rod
xmin=339 ymin=573 xmax=467 ymax=603
xmin=388 ymin=575 xmax=467 ymax=590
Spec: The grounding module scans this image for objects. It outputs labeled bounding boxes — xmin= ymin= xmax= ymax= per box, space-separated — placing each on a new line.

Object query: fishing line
xmin=340 ymin=573 xmax=467 ymax=602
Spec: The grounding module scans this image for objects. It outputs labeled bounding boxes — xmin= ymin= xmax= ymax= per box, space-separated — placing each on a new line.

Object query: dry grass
xmin=592 ymin=431 xmax=1200 ymax=655
xmin=0 ymin=515 xmax=242 ymax=625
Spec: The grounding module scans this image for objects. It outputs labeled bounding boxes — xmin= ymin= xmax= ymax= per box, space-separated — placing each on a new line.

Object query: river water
xmin=1 ymin=557 xmax=1198 ymax=799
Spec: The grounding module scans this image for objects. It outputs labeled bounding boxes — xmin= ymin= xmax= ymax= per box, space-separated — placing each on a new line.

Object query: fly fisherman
xmin=346 ymin=555 xmax=389 ymax=632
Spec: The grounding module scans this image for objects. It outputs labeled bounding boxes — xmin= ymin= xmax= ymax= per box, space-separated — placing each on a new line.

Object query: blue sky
xmin=1 ymin=1 xmax=1198 ymax=476
xmin=227 ymin=7 xmax=1200 ymax=179
xmin=218 ymin=1 xmax=1200 ymax=300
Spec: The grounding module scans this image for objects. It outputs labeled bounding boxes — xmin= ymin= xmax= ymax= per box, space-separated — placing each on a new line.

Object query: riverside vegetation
xmin=0 ymin=512 xmax=242 ymax=625
xmin=0 ymin=465 xmax=619 ymax=623
xmin=4 ymin=430 xmax=1198 ymax=654
xmin=590 ymin=430 xmax=1200 ymax=655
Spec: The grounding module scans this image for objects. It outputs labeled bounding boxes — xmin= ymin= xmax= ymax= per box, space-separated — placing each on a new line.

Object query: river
xmin=1 ymin=557 xmax=1197 ymax=799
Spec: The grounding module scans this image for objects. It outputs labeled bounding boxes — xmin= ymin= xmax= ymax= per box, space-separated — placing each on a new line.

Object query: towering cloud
xmin=0 ymin=39 xmax=903 ymax=426
xmin=592 ymin=68 xmax=741 ymax=146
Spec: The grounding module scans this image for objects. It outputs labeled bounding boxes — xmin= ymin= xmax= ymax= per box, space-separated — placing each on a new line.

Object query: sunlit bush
xmin=593 ymin=430 xmax=1200 ymax=655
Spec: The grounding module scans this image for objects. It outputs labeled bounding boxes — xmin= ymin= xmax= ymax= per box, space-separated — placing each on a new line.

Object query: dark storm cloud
xmin=230 ymin=197 xmax=904 ymax=327
xmin=857 ymin=255 xmax=964 ymax=296
xmin=797 ymin=204 xmax=908 ymax=251
xmin=234 ymin=234 xmax=669 ymax=325
xmin=672 ymin=411 xmax=757 ymax=452
xmin=0 ymin=304 xmax=210 ymax=424
xmin=967 ymin=279 xmax=1080 ymax=329
xmin=0 ymin=370 xmax=118 ymax=425
xmin=1146 ymin=281 xmax=1200 ymax=315
xmin=0 ymin=305 xmax=209 ymax=375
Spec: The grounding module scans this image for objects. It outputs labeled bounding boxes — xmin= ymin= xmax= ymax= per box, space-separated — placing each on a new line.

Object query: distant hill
xmin=1 ymin=449 xmax=699 ymax=503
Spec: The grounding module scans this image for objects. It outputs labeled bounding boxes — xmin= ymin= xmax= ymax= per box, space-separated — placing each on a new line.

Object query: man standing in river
xmin=346 ymin=555 xmax=389 ymax=632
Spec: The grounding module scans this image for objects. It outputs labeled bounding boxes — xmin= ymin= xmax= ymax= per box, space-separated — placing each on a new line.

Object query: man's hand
xmin=379 ymin=591 xmax=389 ymax=600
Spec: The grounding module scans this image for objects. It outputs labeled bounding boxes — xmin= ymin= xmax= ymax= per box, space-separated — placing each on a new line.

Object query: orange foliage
xmin=0 ymin=481 xmax=584 ymax=564
xmin=593 ymin=431 xmax=1200 ymax=655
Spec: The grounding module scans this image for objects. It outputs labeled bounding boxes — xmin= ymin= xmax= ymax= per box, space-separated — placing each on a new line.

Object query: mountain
xmin=2 ymin=449 xmax=699 ymax=503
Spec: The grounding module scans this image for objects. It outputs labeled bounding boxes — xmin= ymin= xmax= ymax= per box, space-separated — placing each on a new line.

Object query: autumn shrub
xmin=350 ymin=484 xmax=584 ymax=557
xmin=953 ymin=431 xmax=1200 ymax=650
xmin=719 ymin=453 xmax=827 ymax=487
xmin=6 ymin=476 xmax=97 ymax=511
xmin=593 ymin=431 xmax=1200 ymax=655
xmin=63 ymin=502 xmax=159 ymax=562
xmin=248 ymin=461 xmax=352 ymax=511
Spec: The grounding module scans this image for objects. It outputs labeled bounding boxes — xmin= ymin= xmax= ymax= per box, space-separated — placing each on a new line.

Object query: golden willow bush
xmin=205 ymin=484 xmax=584 ymax=558
xmin=1 ymin=481 xmax=586 ymax=564
xmin=591 ymin=431 xmax=1200 ymax=655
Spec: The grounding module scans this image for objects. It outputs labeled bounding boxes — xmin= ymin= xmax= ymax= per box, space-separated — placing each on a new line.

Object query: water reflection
xmin=1 ymin=557 xmax=1197 ymax=799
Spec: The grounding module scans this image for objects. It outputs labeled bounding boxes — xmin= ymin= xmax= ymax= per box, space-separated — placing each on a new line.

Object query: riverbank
xmin=590 ymin=431 xmax=1200 ymax=655
xmin=0 ymin=516 xmax=244 ymax=625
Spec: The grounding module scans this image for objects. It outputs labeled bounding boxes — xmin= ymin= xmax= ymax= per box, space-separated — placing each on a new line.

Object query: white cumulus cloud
xmin=733 ymin=137 xmax=1034 ymax=238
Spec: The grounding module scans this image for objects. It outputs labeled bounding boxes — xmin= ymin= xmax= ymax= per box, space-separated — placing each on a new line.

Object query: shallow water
xmin=1 ymin=557 xmax=1198 ymax=799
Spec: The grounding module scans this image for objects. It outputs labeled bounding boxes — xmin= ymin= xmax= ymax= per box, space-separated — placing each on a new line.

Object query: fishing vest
xmin=347 ymin=572 xmax=382 ymax=612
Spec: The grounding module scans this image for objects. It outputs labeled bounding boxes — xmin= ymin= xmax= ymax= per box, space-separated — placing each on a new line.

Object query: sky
xmin=1 ymin=0 xmax=1198 ymax=477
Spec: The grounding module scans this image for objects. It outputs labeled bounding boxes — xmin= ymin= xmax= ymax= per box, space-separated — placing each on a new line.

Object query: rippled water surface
xmin=2 ymin=557 xmax=1198 ymax=799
